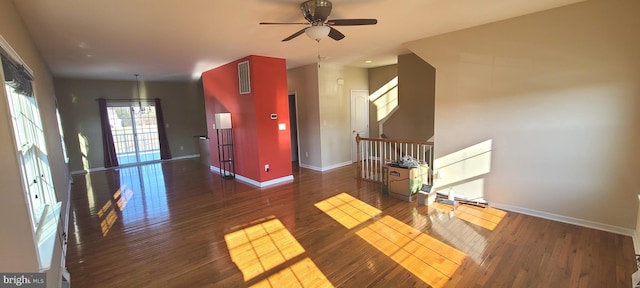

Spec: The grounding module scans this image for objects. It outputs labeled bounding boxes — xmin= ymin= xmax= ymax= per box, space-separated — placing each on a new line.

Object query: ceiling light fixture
xmin=134 ymin=74 xmax=146 ymax=114
xmin=305 ymin=25 xmax=330 ymax=41
xmin=306 ymin=25 xmax=331 ymax=64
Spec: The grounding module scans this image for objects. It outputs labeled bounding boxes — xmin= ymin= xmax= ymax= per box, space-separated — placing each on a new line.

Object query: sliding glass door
xmin=106 ymin=102 xmax=160 ymax=165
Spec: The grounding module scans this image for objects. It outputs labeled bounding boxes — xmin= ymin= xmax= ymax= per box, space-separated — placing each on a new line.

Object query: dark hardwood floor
xmin=66 ymin=159 xmax=636 ymax=287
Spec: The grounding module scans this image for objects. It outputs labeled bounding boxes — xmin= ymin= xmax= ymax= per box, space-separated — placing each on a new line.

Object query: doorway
xmin=107 ymin=102 xmax=161 ymax=165
xmin=288 ymin=93 xmax=299 ymax=163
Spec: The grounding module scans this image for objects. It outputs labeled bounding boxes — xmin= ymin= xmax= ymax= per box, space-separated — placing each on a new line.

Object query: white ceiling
xmin=12 ymin=0 xmax=583 ymax=81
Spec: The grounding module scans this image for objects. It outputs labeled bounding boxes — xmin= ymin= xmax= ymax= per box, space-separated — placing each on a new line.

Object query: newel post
xmin=356 ymin=133 xmax=361 ymax=180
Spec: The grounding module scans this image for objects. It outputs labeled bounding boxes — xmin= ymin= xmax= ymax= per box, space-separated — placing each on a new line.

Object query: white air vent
xmin=238 ymin=61 xmax=250 ymax=94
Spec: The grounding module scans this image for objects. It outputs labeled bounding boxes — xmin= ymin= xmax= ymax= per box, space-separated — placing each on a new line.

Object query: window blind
xmin=1 ymin=53 xmax=33 ymax=97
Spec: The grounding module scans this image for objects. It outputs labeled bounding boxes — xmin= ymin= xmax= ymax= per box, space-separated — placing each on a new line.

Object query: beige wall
xmin=382 ymin=53 xmax=435 ymax=141
xmin=407 ymin=0 xmax=640 ymax=231
xmin=319 ymin=65 xmax=368 ymax=167
xmin=367 ymin=55 xmax=436 ymax=141
xmin=54 ymin=78 xmax=206 ymax=172
xmin=288 ymin=64 xmax=368 ymax=170
xmin=368 ymin=64 xmax=397 ymax=138
xmin=287 ymin=64 xmax=322 ymax=168
xmin=0 ymin=0 xmax=70 ymax=284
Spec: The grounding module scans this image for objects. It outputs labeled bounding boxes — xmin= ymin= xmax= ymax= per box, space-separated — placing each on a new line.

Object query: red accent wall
xmin=202 ymin=55 xmax=292 ymax=183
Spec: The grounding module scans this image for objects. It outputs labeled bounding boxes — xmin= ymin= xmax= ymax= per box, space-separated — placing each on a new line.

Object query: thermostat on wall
xmin=270 ymin=113 xmax=277 ymax=119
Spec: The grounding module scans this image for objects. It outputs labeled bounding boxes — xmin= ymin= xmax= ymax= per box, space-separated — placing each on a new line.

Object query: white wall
xmin=318 ymin=65 xmax=368 ymax=168
xmin=407 ymin=0 xmax=640 ymax=231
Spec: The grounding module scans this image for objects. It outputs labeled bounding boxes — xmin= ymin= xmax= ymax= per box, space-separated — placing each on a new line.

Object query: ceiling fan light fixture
xmin=305 ymin=25 xmax=330 ymax=41
xmin=261 ymin=0 xmax=376 ymax=42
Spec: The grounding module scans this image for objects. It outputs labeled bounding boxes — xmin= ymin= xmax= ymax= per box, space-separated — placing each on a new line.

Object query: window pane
xmin=3 ymin=82 xmax=58 ymax=230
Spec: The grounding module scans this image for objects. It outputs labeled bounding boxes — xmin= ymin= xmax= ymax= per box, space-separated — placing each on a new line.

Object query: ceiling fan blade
xmin=328 ymin=27 xmax=345 ymax=41
xmin=260 ymin=22 xmax=309 ymax=25
xmin=282 ymin=27 xmax=308 ymax=42
xmin=326 ymin=19 xmax=378 ymax=26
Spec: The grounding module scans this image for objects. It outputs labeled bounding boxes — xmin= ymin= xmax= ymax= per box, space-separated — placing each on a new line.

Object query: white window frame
xmin=1 ymin=35 xmax=61 ymax=271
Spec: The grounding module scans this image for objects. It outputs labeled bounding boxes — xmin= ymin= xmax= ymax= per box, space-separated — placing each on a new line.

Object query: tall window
xmin=2 ymin=53 xmax=58 ymax=231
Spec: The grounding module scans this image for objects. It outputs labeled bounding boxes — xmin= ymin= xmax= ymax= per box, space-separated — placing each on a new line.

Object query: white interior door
xmin=351 ymin=90 xmax=369 ymax=162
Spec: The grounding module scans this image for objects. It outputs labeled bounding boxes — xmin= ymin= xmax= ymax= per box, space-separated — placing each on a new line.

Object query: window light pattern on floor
xmin=357 ymin=216 xmax=466 ymax=288
xmin=97 ymin=199 xmax=117 ymax=236
xmin=225 ymin=218 xmax=306 ymax=282
xmin=225 ymin=217 xmax=333 ymax=287
xmin=431 ymin=202 xmax=506 ymax=231
xmin=315 ymin=193 xmax=467 ymax=288
xmin=453 ymin=204 xmax=506 ymax=231
xmin=314 ymin=193 xmax=381 ymax=229
xmin=250 ymin=257 xmax=333 ymax=288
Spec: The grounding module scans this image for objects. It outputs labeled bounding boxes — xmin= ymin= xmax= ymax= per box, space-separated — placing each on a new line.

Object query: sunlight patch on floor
xmin=114 ymin=186 xmax=134 ymax=211
xmin=315 ymin=193 xmax=466 ymax=288
xmin=249 ymin=257 xmax=334 ymax=288
xmin=97 ymin=199 xmax=118 ymax=236
xmin=356 ymin=216 xmax=466 ymax=288
xmin=453 ymin=204 xmax=506 ymax=231
xmin=225 ymin=218 xmax=306 ymax=281
xmin=431 ymin=202 xmax=506 ymax=231
xmin=314 ymin=193 xmax=381 ymax=229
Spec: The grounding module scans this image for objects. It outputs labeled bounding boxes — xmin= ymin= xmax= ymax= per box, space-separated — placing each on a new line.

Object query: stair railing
xmin=356 ymin=134 xmax=434 ymax=185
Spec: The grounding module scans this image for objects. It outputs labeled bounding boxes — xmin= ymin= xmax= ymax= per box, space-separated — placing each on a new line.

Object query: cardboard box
xmin=382 ymin=165 xmax=389 ymax=195
xmin=384 ymin=165 xmax=423 ymax=202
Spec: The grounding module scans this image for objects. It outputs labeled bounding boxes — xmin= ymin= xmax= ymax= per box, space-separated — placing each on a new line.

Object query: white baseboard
xmin=321 ymin=161 xmax=352 ymax=171
xmin=209 ymin=165 xmax=293 ymax=188
xmin=171 ymin=154 xmax=199 ymax=160
xmin=239 ymin=174 xmax=294 ymax=188
xmin=70 ymin=167 xmax=107 ymax=175
xmin=299 ymin=163 xmax=322 ymax=171
xmin=299 ymin=161 xmax=351 ymax=172
xmin=70 ymin=154 xmax=200 ymax=175
xmin=491 ymin=202 xmax=635 ymax=237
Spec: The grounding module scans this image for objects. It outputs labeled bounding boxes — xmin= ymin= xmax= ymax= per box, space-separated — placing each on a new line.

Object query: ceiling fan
xmin=260 ymin=0 xmax=377 ymax=42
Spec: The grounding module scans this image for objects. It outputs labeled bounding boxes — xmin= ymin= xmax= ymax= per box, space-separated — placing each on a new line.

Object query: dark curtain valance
xmin=1 ymin=54 xmax=33 ymax=97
